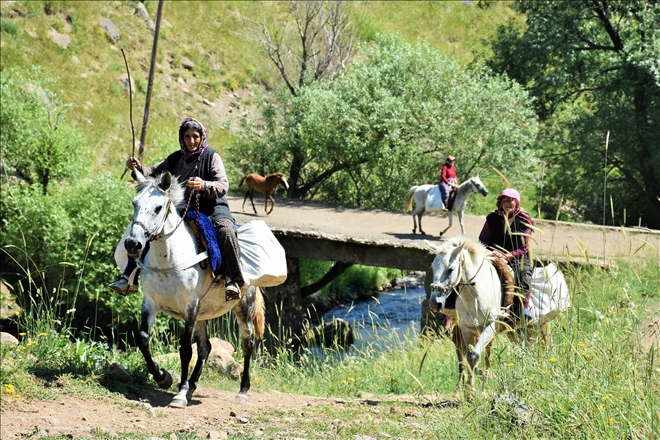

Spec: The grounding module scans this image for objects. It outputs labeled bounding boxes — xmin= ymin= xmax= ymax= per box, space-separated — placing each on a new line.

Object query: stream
xmin=321 ymin=285 xmax=427 ymax=352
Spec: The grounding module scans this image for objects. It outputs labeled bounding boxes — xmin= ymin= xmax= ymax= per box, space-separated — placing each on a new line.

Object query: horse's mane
xmin=136 ymin=173 xmax=187 ymax=211
xmin=266 ymin=172 xmax=284 ymax=179
xmin=447 ymin=234 xmax=491 ymax=266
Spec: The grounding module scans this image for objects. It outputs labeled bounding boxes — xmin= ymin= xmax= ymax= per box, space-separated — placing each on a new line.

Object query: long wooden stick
xmin=120 ymin=48 xmax=136 ymax=179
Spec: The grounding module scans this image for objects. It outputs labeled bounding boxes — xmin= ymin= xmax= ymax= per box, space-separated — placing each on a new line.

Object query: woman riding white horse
xmin=406 ymin=175 xmax=489 ymax=236
xmin=123 ymin=169 xmax=265 ymax=408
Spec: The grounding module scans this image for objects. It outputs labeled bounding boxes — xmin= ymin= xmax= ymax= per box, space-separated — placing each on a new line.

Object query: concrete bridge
xmin=227 ymin=194 xmax=658 ymax=336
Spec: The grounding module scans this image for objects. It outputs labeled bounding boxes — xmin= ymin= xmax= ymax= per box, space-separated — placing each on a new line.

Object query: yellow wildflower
xmin=38 ymin=332 xmax=46 ymax=337
xmin=341 ymin=380 xmax=347 ymax=385
xmin=549 ymin=357 xmax=557 ymax=363
xmin=606 ymin=418 xmax=613 ymax=425
xmin=3 ymin=384 xmax=15 ymax=395
xmin=508 ymin=363 xmax=515 ymax=367
xmin=27 ymin=341 xmax=37 ymax=346
xmin=282 ymin=385 xmax=287 ymax=391
xmin=348 ymin=377 xmax=355 ymax=382
xmin=19 ymin=332 xmax=26 ymax=337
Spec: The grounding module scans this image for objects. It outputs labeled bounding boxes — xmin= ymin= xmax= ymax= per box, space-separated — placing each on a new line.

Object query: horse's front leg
xmin=184 ymin=322 xmax=211 ymax=401
xmin=468 ymin=321 xmax=497 ymax=375
xmin=439 ymin=212 xmax=453 ymax=237
xmin=458 ymin=210 xmax=465 ymax=234
xmin=266 ymin=194 xmax=275 ymax=215
xmin=136 ymin=301 xmax=173 ymax=390
xmin=169 ymin=303 xmax=200 ymax=408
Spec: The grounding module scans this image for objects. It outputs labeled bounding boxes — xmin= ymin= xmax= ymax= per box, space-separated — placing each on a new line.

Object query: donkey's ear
xmin=159 ymin=171 xmax=173 ymax=191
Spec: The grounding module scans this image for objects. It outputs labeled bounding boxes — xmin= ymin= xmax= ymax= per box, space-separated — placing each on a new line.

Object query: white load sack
xmin=114 ymin=224 xmax=131 ymax=271
xmin=425 ymin=185 xmax=445 ymax=212
xmin=115 ymin=220 xmax=287 ymax=288
xmin=237 ymin=220 xmax=287 ymax=287
xmin=528 ymin=263 xmax=571 ymax=324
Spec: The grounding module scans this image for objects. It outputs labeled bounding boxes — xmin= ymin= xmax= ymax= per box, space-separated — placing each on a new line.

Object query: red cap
xmin=446 ymin=155 xmax=455 ymax=161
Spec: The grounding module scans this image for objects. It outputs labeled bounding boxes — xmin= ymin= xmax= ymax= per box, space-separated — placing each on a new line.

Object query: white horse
xmin=124 ymin=169 xmax=265 ymax=408
xmin=426 ymin=235 xmax=555 ymax=391
xmin=405 ymin=175 xmax=489 ymax=236
xmin=426 ymin=236 xmax=502 ymax=390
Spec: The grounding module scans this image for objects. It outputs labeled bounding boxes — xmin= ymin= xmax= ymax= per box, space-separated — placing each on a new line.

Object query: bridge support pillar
xmin=262 ymin=257 xmax=305 ymax=352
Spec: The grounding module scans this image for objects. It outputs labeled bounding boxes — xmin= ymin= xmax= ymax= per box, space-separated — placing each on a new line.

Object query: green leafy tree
xmin=487 ymin=0 xmax=660 ymax=227
xmin=1 ymin=67 xmax=132 ymax=302
xmin=1 ymin=67 xmax=87 ymax=195
xmin=230 ymin=34 xmax=539 ymax=210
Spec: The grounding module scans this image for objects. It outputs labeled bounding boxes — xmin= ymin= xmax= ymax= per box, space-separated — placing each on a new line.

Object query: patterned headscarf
xmin=178 ymin=117 xmax=208 ymax=159
xmin=496 ymin=188 xmax=534 ymax=226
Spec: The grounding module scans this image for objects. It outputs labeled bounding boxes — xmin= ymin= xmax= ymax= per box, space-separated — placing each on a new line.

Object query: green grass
xmin=2 ymin=250 xmax=657 ymax=438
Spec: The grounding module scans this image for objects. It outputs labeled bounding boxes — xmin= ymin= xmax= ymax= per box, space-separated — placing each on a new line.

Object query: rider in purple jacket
xmin=479 ymin=188 xmax=535 ymax=320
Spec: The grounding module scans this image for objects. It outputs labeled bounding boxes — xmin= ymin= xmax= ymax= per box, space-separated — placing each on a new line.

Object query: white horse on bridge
xmin=405 ymin=175 xmax=489 ymax=236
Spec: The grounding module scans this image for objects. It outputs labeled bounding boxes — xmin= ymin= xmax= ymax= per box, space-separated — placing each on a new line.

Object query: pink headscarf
xmin=496 ymin=188 xmax=534 ymax=226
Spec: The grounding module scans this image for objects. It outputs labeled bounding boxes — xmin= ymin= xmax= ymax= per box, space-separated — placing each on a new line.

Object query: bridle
xmin=433 ymin=250 xmax=487 ymax=297
xmin=131 ymin=187 xmax=195 ymax=244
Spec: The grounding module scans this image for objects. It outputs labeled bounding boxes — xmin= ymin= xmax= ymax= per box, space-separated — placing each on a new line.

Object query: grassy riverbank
xmin=1 ymin=252 xmax=658 ymax=438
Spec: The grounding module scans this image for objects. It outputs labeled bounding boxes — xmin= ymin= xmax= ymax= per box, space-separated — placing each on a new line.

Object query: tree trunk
xmin=300 ymin=261 xmax=354 ymax=298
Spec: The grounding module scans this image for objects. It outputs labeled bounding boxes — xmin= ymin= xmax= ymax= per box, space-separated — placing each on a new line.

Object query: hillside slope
xmin=0 ymin=1 xmax=518 ymax=173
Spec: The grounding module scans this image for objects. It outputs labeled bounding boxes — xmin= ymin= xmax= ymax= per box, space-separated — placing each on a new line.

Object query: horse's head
xmin=425 ymin=239 xmax=465 ymax=312
xmin=469 ymin=175 xmax=489 ymax=197
xmin=124 ymin=170 xmax=185 ymax=258
xmin=278 ymin=174 xmax=289 ymax=190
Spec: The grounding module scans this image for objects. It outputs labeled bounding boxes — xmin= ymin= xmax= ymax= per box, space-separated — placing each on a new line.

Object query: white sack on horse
xmin=115 ymin=219 xmax=288 ymax=288
xmin=114 ymin=223 xmax=132 ymax=271
xmin=528 ymin=263 xmax=571 ymax=324
xmin=238 ymin=220 xmax=287 ymax=287
xmin=237 ymin=220 xmax=287 ymax=287
xmin=424 ymin=185 xmax=445 ymax=212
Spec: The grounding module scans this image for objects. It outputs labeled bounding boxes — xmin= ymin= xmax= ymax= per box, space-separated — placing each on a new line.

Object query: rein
xmin=454 ymin=253 xmax=487 ymax=294
xmin=134 ymin=189 xmax=208 ymax=274
xmin=132 ymin=188 xmax=195 ymax=243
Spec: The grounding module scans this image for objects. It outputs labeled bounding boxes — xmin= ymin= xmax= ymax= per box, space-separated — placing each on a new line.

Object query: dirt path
xmin=0 ymin=386 xmax=453 ymax=439
xmin=0 ymin=388 xmax=342 ymax=439
xmin=227 ymin=194 xmax=659 ymax=261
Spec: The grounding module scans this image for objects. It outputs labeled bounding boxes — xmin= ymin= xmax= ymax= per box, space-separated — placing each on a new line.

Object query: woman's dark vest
xmin=166 ymin=147 xmax=233 ymax=223
xmin=484 ymin=212 xmax=527 ymax=254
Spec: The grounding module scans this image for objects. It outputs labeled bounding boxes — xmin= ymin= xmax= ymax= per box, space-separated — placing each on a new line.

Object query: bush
xmin=1 ymin=18 xmax=19 ymax=36
xmin=223 ymin=76 xmax=239 ymax=91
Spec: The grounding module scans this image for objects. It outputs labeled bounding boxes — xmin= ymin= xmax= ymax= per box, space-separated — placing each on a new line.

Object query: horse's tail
xmin=238 ymin=175 xmax=247 ymax=188
xmin=253 ymin=287 xmax=265 ymax=340
xmin=405 ymin=186 xmax=417 ymax=212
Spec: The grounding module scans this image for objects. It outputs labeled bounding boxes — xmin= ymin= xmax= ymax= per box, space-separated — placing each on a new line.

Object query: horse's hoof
xmin=234 ymin=393 xmax=248 ymax=404
xmin=156 ymin=369 xmax=173 ymax=389
xmin=169 ymin=395 xmax=188 ymax=408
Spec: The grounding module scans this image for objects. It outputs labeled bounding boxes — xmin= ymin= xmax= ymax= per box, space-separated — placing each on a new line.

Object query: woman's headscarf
xmin=178 ymin=117 xmax=208 ymax=159
xmin=496 ymin=188 xmax=534 ymax=226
